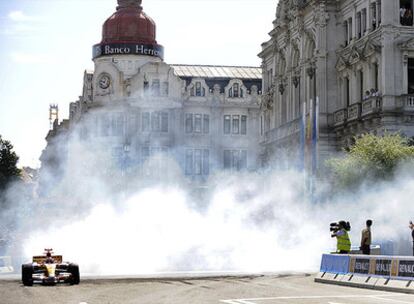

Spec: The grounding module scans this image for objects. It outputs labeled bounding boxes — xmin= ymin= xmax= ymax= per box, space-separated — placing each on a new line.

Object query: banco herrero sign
xmin=93 ymin=43 xmax=164 ymax=60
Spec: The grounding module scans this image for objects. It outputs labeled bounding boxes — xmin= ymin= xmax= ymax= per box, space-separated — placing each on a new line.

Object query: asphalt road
xmin=1 ymin=273 xmax=414 ymax=304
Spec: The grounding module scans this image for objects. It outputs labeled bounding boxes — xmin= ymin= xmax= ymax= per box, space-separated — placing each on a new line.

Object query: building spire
xmin=117 ymin=0 xmax=142 ymax=10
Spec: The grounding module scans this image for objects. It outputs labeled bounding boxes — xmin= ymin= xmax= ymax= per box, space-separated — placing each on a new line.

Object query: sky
xmin=0 ymin=0 xmax=277 ymax=168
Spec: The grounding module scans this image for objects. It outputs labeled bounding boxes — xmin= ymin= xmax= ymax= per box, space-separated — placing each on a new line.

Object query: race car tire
xmin=22 ymin=264 xmax=34 ymax=286
xmin=68 ymin=263 xmax=80 ymax=285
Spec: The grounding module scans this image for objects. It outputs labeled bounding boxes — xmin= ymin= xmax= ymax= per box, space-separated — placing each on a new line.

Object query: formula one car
xmin=21 ymin=249 xmax=80 ymax=286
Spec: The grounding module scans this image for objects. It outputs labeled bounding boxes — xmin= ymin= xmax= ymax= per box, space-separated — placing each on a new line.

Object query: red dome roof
xmin=101 ymin=0 xmax=157 ymax=44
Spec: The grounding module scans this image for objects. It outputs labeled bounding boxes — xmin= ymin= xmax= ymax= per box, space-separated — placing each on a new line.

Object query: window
xmin=112 ymin=113 xmax=124 ymax=136
xmin=374 ymin=63 xmax=379 ymax=91
xmin=224 ymin=150 xmax=247 ymax=171
xmin=345 ymin=77 xmax=350 ymax=107
xmin=161 ymin=112 xmax=168 ymax=132
xmin=266 ymin=69 xmax=273 ymax=91
xmin=151 ymin=112 xmax=160 ymax=132
xmin=233 ymin=83 xmax=239 ymax=98
xmin=185 ymin=114 xmax=193 ymax=133
xmin=372 ymin=3 xmax=377 ymax=30
xmin=142 ymin=111 xmax=168 ymax=133
xmin=185 ymin=149 xmax=210 ymax=176
xmin=241 ymin=115 xmax=247 ymax=135
xmin=141 ymin=147 xmax=169 ymax=175
xmin=144 ymin=80 xmax=149 ymax=92
xmin=348 ymin=18 xmax=353 ymax=41
xmin=191 ymin=82 xmax=206 ymax=97
xmin=152 ymin=79 xmax=160 ymax=96
xmin=186 ymin=113 xmax=210 ymax=134
xmin=128 ymin=113 xmax=139 ymax=134
xmin=185 ymin=150 xmax=193 ymax=175
xmin=359 ymin=70 xmax=364 ymax=101
xmin=162 ymin=82 xmax=169 ymax=96
xmin=408 ymin=59 xmax=414 ymax=94
xmin=224 ymin=150 xmax=231 ymax=170
xmin=377 ymin=0 xmax=381 ymax=26
xmin=142 ymin=112 xmax=150 ymax=132
xmin=101 ymin=114 xmax=110 ymax=136
xmin=344 ymin=21 xmax=348 ymax=46
xmin=194 ymin=114 xmax=202 ymax=133
xmin=401 ymin=0 xmax=413 ymax=26
xmin=203 ymin=150 xmax=209 ymax=175
xmin=224 ymin=115 xmax=231 ymax=134
xmin=203 ymin=114 xmax=210 ymax=134
xmin=232 ymin=115 xmax=240 ymax=134
xmin=224 ymin=115 xmax=247 ymax=135
xmin=229 ymin=83 xmax=244 ymax=98
xmin=194 ymin=150 xmax=202 ymax=175
xmin=357 ymin=12 xmax=362 ymax=39
xmin=362 ymin=9 xmax=367 ymax=34
xmin=142 ymin=147 xmax=150 ymax=162
xmin=260 ymin=116 xmax=264 ymax=136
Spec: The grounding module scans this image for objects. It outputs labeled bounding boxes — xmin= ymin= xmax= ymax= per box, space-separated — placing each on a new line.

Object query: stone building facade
xmin=259 ymin=0 xmax=414 ymax=169
xmin=41 ymin=0 xmax=262 ymax=188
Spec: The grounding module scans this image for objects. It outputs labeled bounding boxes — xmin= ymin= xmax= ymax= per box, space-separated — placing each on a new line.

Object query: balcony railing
xmin=347 ymin=103 xmax=361 ymax=121
xmin=400 ymin=95 xmax=414 ymax=111
xmin=361 ymin=97 xmax=382 ymax=117
xmin=333 ymin=97 xmax=382 ymax=128
xmin=333 ymin=109 xmax=347 ymax=126
xmin=264 ymin=118 xmax=300 ymax=143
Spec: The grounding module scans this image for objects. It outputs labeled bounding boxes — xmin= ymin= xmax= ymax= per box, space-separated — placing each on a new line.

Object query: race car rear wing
xmin=32 ymin=255 xmax=63 ymax=264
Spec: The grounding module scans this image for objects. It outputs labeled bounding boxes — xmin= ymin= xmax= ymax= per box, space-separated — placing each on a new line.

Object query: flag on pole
xmin=306 ymin=99 xmax=313 ymax=172
xmin=299 ymin=101 xmax=306 ymax=171
xmin=312 ymin=97 xmax=319 ymax=174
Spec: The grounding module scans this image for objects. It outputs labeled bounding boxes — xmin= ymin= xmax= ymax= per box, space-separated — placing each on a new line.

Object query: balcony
xmin=361 ymin=97 xmax=382 ymax=117
xmin=264 ymin=118 xmax=300 ymax=143
xmin=347 ymin=103 xmax=361 ymax=122
xmin=400 ymin=94 xmax=414 ymax=112
xmin=333 ymin=98 xmax=382 ymax=128
xmin=333 ymin=109 xmax=347 ymax=127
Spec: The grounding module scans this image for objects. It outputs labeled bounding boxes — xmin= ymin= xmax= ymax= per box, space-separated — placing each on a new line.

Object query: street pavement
xmin=1 ymin=273 xmax=414 ymax=304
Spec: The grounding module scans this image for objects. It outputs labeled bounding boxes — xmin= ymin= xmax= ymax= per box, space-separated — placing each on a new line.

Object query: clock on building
xmin=98 ymin=74 xmax=111 ymax=89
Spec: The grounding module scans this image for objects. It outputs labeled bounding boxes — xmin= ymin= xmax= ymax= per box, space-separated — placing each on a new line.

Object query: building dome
xmin=101 ymin=0 xmax=157 ymax=44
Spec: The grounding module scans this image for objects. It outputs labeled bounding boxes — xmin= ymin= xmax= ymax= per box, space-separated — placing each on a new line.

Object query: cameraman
xmin=331 ymin=221 xmax=351 ymax=254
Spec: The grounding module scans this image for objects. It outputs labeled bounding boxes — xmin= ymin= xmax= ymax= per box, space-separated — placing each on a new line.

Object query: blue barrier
xmin=320 ymin=254 xmax=350 ymax=274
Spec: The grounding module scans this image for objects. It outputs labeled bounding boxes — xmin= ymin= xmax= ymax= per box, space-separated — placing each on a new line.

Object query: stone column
xmin=403 ymin=52 xmax=409 ymax=95
xmin=380 ymin=0 xmax=397 ymax=25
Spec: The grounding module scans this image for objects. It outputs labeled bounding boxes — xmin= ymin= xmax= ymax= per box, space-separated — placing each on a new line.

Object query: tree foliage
xmin=327 ymin=133 xmax=414 ymax=189
xmin=0 ymin=135 xmax=20 ymax=191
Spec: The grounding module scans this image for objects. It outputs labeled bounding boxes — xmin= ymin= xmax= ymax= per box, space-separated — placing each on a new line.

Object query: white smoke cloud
xmin=3 ymin=114 xmax=414 ymax=276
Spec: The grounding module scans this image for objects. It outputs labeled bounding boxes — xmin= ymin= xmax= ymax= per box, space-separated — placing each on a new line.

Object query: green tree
xmin=0 ymin=135 xmax=20 ymax=191
xmin=327 ymin=133 xmax=414 ymax=189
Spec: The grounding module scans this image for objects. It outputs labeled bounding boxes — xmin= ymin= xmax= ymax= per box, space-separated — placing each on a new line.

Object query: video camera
xmin=330 ymin=221 xmax=351 ymax=233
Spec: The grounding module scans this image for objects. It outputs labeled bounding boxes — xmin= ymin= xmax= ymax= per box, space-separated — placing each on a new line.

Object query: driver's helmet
xmin=45 ymin=251 xmax=54 ymax=264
